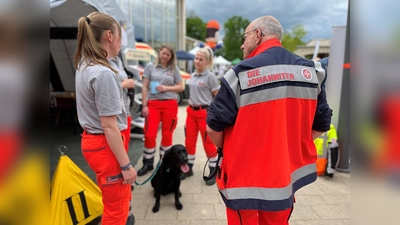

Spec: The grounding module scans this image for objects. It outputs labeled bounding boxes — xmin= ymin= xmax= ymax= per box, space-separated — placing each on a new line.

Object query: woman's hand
xmin=121 ymin=78 xmax=135 ymax=89
xmin=154 ymin=82 xmax=183 ymax=93
xmin=156 ymin=84 xmax=167 ymax=92
xmin=141 ymin=105 xmax=149 ymax=118
xmin=121 ymin=167 xmax=137 ymax=184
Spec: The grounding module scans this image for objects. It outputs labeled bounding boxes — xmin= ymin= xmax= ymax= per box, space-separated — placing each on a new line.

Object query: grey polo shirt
xmin=109 ymin=57 xmax=130 ymax=116
xmin=75 ymin=60 xmax=127 ymax=133
xmin=143 ymin=62 xmax=182 ymax=100
xmin=188 ymin=69 xmax=219 ymax=106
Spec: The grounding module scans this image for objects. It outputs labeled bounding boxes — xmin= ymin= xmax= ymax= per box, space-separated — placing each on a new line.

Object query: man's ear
xmin=256 ymin=31 xmax=263 ymax=45
xmin=256 ymin=37 xmax=261 ymax=45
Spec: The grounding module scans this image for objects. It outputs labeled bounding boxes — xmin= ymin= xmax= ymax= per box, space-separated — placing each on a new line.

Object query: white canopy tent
xmin=50 ymin=0 xmax=134 ymax=91
xmin=189 ymin=46 xmax=200 ymax=55
xmin=214 ymin=55 xmax=231 ymax=66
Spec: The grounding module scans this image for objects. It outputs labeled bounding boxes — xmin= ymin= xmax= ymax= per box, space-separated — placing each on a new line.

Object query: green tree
xmin=281 ymin=25 xmax=307 ymax=53
xmin=186 ymin=11 xmax=206 ymax=41
xmin=222 ymin=16 xmax=250 ymax=60
xmin=213 ymin=47 xmax=224 ymax=58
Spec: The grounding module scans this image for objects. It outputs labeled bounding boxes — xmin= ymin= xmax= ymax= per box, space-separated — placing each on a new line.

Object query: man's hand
xmin=312 ymin=130 xmax=324 ymax=140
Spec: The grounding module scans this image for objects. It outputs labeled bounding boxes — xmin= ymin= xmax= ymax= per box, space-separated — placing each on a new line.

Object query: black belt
xmin=153 ymin=99 xmax=175 ymax=101
xmin=86 ymin=132 xmax=103 ymax=135
xmin=190 ymin=105 xmax=209 ymax=110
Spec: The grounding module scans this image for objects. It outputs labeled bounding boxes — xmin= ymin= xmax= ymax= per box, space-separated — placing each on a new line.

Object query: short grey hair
xmin=253 ymin=16 xmax=284 ymax=41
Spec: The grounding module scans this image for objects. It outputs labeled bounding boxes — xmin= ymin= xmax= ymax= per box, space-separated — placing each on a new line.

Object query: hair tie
xmin=85 ymin=17 xmax=91 ymax=24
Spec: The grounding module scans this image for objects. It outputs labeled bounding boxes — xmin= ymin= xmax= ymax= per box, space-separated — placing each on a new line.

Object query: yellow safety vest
xmin=314 ymin=124 xmax=338 ymax=175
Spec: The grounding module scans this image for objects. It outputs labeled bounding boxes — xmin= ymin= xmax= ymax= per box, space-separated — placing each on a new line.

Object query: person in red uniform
xmin=206 ymin=16 xmax=332 ymax=225
xmin=74 ymin=12 xmax=137 ymax=225
xmin=137 ymin=44 xmax=184 ymax=176
xmin=109 ymin=56 xmax=135 ymax=151
xmin=181 ymin=47 xmax=219 ymax=185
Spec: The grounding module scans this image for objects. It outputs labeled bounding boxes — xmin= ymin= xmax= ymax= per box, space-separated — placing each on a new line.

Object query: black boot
xmin=205 ymin=166 xmax=216 ymax=186
xmin=126 ymin=213 xmax=135 ymax=225
xmin=181 ymin=164 xmax=194 ymax=180
xmin=137 ymin=157 xmax=154 ymax=176
xmin=137 ymin=164 xmax=154 ymax=176
xmin=324 ymin=171 xmax=334 ymax=178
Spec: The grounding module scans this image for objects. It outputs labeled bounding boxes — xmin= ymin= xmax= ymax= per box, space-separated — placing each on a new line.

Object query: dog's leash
xmin=203 ymin=147 xmax=223 ymax=181
xmin=134 ymin=158 xmax=163 ymax=187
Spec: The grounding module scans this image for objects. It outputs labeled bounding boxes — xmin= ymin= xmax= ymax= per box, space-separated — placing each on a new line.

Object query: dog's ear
xmin=180 ymin=146 xmax=188 ymax=154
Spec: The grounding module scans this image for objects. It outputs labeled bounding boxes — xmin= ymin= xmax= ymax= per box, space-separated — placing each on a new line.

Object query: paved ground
xmin=131 ymin=100 xmax=350 ymax=225
xmin=50 ymin=99 xmax=350 ymax=225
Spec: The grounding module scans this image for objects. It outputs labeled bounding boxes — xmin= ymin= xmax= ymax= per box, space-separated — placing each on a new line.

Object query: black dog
xmin=150 ymin=144 xmax=189 ymax=213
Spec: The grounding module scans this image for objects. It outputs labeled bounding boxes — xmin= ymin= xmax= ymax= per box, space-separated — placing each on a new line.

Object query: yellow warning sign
xmin=51 ymin=155 xmax=103 ymax=225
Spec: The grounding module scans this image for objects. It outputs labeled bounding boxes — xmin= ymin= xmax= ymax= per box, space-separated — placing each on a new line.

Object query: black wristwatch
xmin=120 ymin=162 xmax=132 ymax=171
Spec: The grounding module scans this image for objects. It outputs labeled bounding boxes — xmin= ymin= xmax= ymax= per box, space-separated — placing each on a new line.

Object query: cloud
xmin=187 ymin=0 xmax=348 ymax=42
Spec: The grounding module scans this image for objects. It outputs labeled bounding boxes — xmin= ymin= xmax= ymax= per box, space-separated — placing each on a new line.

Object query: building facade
xmin=117 ymin=0 xmax=186 ymax=51
xmin=294 ymin=39 xmax=331 ymax=59
xmin=185 ymin=36 xmax=205 ymax=51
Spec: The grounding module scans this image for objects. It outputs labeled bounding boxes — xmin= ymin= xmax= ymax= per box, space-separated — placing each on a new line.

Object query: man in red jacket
xmin=206 ymin=15 xmax=332 ymax=225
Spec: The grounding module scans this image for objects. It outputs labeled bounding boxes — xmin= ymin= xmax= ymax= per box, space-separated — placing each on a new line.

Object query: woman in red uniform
xmin=137 ymin=44 xmax=184 ymax=176
xmin=74 ymin=12 xmax=136 ymax=224
xmin=182 ymin=47 xmax=219 ymax=185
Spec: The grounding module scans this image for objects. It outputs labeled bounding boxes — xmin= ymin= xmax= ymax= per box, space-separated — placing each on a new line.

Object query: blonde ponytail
xmin=73 ymin=12 xmax=120 ymax=74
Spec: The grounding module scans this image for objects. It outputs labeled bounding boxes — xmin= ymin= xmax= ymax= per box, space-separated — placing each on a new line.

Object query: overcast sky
xmin=186 ymin=0 xmax=349 ymax=42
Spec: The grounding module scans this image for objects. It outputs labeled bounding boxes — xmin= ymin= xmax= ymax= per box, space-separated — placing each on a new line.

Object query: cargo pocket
xmin=101 ymin=173 xmax=124 ymax=186
xmin=144 ymin=119 xmax=149 ymax=133
xmin=100 ymin=174 xmax=130 ymax=206
xmin=169 ymin=118 xmax=177 ymax=132
xmin=81 ymin=135 xmax=106 ymax=152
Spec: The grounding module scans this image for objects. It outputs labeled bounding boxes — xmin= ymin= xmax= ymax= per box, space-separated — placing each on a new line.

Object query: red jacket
xmin=207 ymin=43 xmax=332 ymax=211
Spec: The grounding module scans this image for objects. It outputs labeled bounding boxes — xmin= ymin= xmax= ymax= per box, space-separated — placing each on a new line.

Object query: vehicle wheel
xmin=176 ymin=92 xmax=184 ymax=105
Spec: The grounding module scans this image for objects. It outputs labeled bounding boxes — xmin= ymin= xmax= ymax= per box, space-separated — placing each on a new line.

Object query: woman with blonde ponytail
xmin=182 ymin=47 xmax=219 ymax=185
xmin=74 ymin=12 xmax=136 ymax=225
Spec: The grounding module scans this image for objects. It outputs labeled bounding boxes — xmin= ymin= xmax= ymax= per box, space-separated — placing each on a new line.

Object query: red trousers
xmin=0 ymin=130 xmax=21 ymax=184
xmin=121 ymin=115 xmax=132 ymax=151
xmin=185 ymin=106 xmax=216 ymax=157
xmin=144 ymin=100 xmax=178 ymax=148
xmin=226 ymin=207 xmax=293 ymax=225
xmin=81 ymin=131 xmax=131 ymax=225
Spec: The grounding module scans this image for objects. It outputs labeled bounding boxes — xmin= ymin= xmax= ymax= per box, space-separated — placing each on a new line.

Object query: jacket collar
xmin=246 ymin=38 xmax=282 ymax=59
